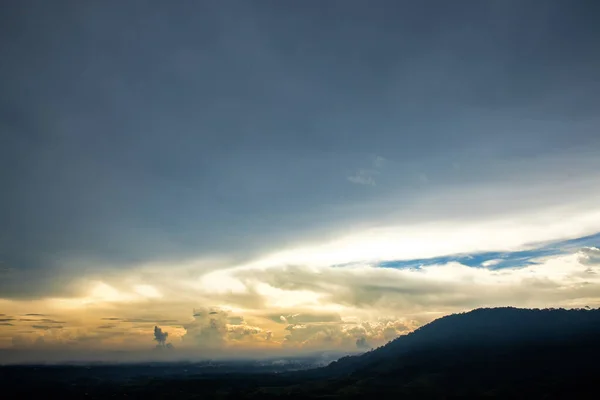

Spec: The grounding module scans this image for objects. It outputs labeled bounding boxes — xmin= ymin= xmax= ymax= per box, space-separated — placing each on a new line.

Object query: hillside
xmin=279 ymin=307 xmax=600 ymax=398
xmin=324 ymin=307 xmax=600 ymax=375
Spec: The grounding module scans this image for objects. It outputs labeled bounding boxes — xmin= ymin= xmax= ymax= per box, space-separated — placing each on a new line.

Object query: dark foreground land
xmin=2 ymin=307 xmax=599 ymax=399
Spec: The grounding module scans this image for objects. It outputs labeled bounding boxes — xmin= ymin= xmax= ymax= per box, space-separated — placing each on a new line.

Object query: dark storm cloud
xmin=153 ymin=326 xmax=169 ymax=346
xmin=1 ymin=0 xmax=599 ymax=298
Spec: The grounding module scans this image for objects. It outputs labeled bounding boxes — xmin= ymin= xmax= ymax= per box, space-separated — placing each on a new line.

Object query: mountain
xmin=325 ymin=307 xmax=600 ymax=373
xmin=282 ymin=307 xmax=600 ymax=398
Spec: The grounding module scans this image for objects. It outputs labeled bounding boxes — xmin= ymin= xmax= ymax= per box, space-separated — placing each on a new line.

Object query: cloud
xmin=228 ymin=324 xmax=262 ymax=341
xmin=183 ymin=308 xmax=232 ymax=348
xmin=224 ymin=209 xmax=600 ymax=272
xmin=8 ymin=328 xmax=130 ymax=351
xmin=100 ymin=317 xmax=178 ymax=324
xmin=183 ymin=308 xmax=263 ymax=349
xmin=579 ymin=247 xmax=600 ymax=266
xmin=347 ymin=169 xmax=376 ymax=186
xmin=227 ymin=316 xmax=245 ymax=325
xmin=481 ymin=259 xmax=502 ymax=267
xmin=347 ymin=156 xmax=387 ymax=186
xmin=1 ymin=244 xmax=598 ymax=358
xmin=11 ymin=237 xmax=592 ymax=356
xmin=373 ymin=156 xmax=386 ymax=169
xmin=277 ymin=311 xmax=412 ymax=351
xmin=125 ymin=318 xmax=178 ymax=324
xmin=283 ymin=323 xmax=344 ymax=348
xmin=0 ymin=237 xmax=600 ymax=357
xmin=199 ymin=244 xmax=600 ymax=320
xmin=356 ymin=337 xmax=370 ymax=349
xmin=153 ymin=325 xmax=170 ymax=348
xmin=269 ymin=313 xmax=343 ymax=325
xmin=1 ymin=235 xmax=596 ymax=358
xmin=31 ymin=325 xmax=63 ymax=330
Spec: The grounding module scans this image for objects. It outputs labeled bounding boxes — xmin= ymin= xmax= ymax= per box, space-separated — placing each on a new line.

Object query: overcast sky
xmin=1 ymin=0 xmax=599 ymax=362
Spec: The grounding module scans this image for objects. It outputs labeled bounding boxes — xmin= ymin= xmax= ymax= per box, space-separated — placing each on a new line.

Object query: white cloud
xmin=234 ymin=206 xmax=600 ymax=270
xmin=481 ymin=259 xmax=502 ymax=267
xmin=134 ymin=285 xmax=162 ymax=298
xmin=4 ymin=160 xmax=600 ymax=356
xmin=373 ymin=155 xmax=386 ymax=169
xmin=3 ymin=247 xmax=599 ymax=356
xmin=347 ymin=155 xmax=386 ymax=186
xmin=223 ymin=247 xmax=600 ymax=314
xmin=579 ymin=247 xmax=600 ymax=266
xmin=347 ymin=169 xmax=377 ymax=186
xmin=182 ymin=308 xmax=264 ymax=349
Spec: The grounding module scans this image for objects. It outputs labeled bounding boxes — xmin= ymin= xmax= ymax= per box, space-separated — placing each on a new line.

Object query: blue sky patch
xmin=377 ymin=231 xmax=600 ymax=271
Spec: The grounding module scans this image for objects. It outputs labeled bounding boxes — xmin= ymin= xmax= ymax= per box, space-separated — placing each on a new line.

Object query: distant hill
xmin=324 ymin=307 xmax=600 ymax=374
xmin=2 ymin=307 xmax=599 ymax=399
xmin=285 ymin=307 xmax=600 ymax=398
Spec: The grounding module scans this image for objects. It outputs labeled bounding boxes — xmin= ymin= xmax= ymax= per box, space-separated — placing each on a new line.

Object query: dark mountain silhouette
xmin=286 ymin=307 xmax=600 ymax=398
xmin=2 ymin=307 xmax=599 ymax=399
xmin=323 ymin=306 xmax=600 ymax=376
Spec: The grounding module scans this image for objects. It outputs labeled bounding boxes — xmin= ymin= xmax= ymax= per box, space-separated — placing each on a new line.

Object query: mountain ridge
xmin=319 ymin=306 xmax=600 ymax=377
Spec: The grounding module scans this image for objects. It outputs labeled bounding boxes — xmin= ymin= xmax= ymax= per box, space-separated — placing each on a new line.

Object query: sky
xmin=1 ymin=0 xmax=600 ymax=363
